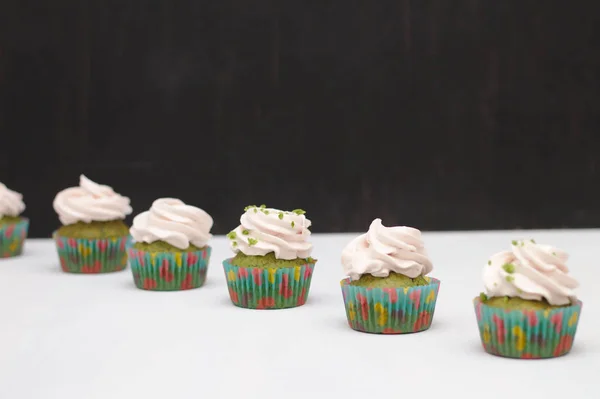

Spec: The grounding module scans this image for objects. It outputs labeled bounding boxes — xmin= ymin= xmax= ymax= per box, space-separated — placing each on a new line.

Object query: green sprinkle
xmin=502 ymin=263 xmax=515 ymax=274
xmin=504 ymin=296 xmax=509 ymax=303
xmin=291 ymin=221 xmax=295 ymax=228
xmin=479 ymin=292 xmax=488 ymax=302
xmin=244 ymin=205 xmax=257 ymax=212
xmin=253 ymin=208 xmax=258 ymax=213
xmin=487 ymin=260 xmax=491 ymax=266
xmin=530 ymin=239 xmax=536 ymax=244
xmin=552 ymin=252 xmax=557 ymax=256
xmin=292 ymin=209 xmax=306 ymax=215
xmin=232 ymin=241 xmax=238 ymax=247
xmin=260 ymin=204 xmax=266 ymax=208
xmin=278 ymin=212 xmax=284 ymax=220
xmin=264 ymin=210 xmax=270 ymax=215
xmin=227 ymin=231 xmax=236 ymax=240
xmin=511 ymin=240 xmax=518 ymax=246
xmin=242 ymin=230 xmax=249 ymax=235
xmin=493 ymin=282 xmax=497 ymax=287
xmin=521 ymin=241 xmax=525 ymax=246
xmin=247 ymin=238 xmax=258 ymax=246
xmin=505 ymin=275 xmax=515 ymax=283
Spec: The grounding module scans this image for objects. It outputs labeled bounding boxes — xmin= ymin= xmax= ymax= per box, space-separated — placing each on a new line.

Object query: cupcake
xmin=53 ymin=175 xmax=132 ymax=273
xmin=0 ymin=183 xmax=28 ymax=258
xmin=340 ymin=219 xmax=440 ymax=334
xmin=474 ymin=239 xmax=582 ymax=359
xmin=128 ymin=198 xmax=213 ymax=291
xmin=223 ymin=205 xmax=316 ymax=309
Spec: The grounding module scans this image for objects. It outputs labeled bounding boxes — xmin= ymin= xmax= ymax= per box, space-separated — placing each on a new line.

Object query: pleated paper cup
xmin=0 ymin=218 xmax=29 ymax=258
xmin=222 ymin=258 xmax=316 ymax=309
xmin=54 ymin=233 xmax=129 ymax=273
xmin=473 ymin=297 xmax=583 ymax=359
xmin=341 ymin=277 xmax=441 ymax=334
xmin=128 ymin=246 xmax=211 ymax=291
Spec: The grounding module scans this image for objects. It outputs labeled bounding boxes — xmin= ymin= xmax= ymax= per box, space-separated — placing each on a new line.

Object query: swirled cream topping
xmin=53 ymin=175 xmax=132 ymax=225
xmin=341 ymin=218 xmax=433 ymax=280
xmin=130 ymin=198 xmax=213 ymax=249
xmin=483 ymin=240 xmax=579 ymax=306
xmin=228 ymin=205 xmax=313 ymax=260
xmin=0 ymin=183 xmax=26 ymax=218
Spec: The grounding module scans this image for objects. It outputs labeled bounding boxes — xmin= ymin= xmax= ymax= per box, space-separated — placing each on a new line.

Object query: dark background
xmin=1 ymin=1 xmax=599 ymax=237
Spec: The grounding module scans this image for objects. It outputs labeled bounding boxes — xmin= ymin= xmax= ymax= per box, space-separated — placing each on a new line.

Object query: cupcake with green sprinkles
xmin=474 ymin=239 xmax=582 ymax=359
xmin=0 ymin=182 xmax=29 ymax=258
xmin=53 ymin=175 xmax=132 ymax=273
xmin=340 ymin=219 xmax=440 ymax=334
xmin=128 ymin=198 xmax=213 ymax=291
xmin=223 ymin=205 xmax=316 ymax=309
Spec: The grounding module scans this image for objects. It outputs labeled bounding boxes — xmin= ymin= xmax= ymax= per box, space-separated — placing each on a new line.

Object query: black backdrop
xmin=1 ymin=1 xmax=600 ymax=237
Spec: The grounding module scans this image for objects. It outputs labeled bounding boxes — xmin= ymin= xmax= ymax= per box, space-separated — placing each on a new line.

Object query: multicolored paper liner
xmin=0 ymin=218 xmax=29 ymax=258
xmin=222 ymin=258 xmax=316 ymax=309
xmin=128 ymin=246 xmax=211 ymax=291
xmin=341 ymin=277 xmax=441 ymax=334
xmin=473 ymin=297 xmax=582 ymax=359
xmin=54 ymin=233 xmax=129 ymax=273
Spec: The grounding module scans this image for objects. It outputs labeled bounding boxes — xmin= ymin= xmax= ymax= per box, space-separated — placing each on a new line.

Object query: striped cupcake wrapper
xmin=473 ymin=297 xmax=582 ymax=359
xmin=54 ymin=233 xmax=129 ymax=273
xmin=0 ymin=218 xmax=29 ymax=258
xmin=128 ymin=246 xmax=211 ymax=291
xmin=341 ymin=277 xmax=441 ymax=334
xmin=222 ymin=258 xmax=316 ymax=309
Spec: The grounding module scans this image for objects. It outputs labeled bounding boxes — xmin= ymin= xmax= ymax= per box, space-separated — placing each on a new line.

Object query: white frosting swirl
xmin=53 ymin=175 xmax=132 ymax=225
xmin=130 ymin=198 xmax=213 ymax=249
xmin=341 ymin=219 xmax=433 ymax=280
xmin=483 ymin=240 xmax=579 ymax=306
xmin=229 ymin=206 xmax=313 ymax=260
xmin=0 ymin=183 xmax=26 ymax=218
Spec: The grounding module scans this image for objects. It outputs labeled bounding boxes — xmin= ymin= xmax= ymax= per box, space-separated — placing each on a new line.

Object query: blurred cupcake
xmin=0 ymin=183 xmax=28 ymax=258
xmin=474 ymin=239 xmax=582 ymax=359
xmin=53 ymin=175 xmax=132 ymax=273
xmin=223 ymin=205 xmax=316 ymax=309
xmin=340 ymin=219 xmax=440 ymax=334
xmin=128 ymin=198 xmax=213 ymax=291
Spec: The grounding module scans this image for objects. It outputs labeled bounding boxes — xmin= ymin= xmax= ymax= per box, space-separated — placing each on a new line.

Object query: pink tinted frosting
xmin=483 ymin=240 xmax=579 ymax=306
xmin=53 ymin=175 xmax=132 ymax=225
xmin=342 ymin=219 xmax=433 ymax=280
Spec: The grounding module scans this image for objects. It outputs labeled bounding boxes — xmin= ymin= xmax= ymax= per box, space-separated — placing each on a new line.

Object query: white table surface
xmin=0 ymin=230 xmax=598 ymax=399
